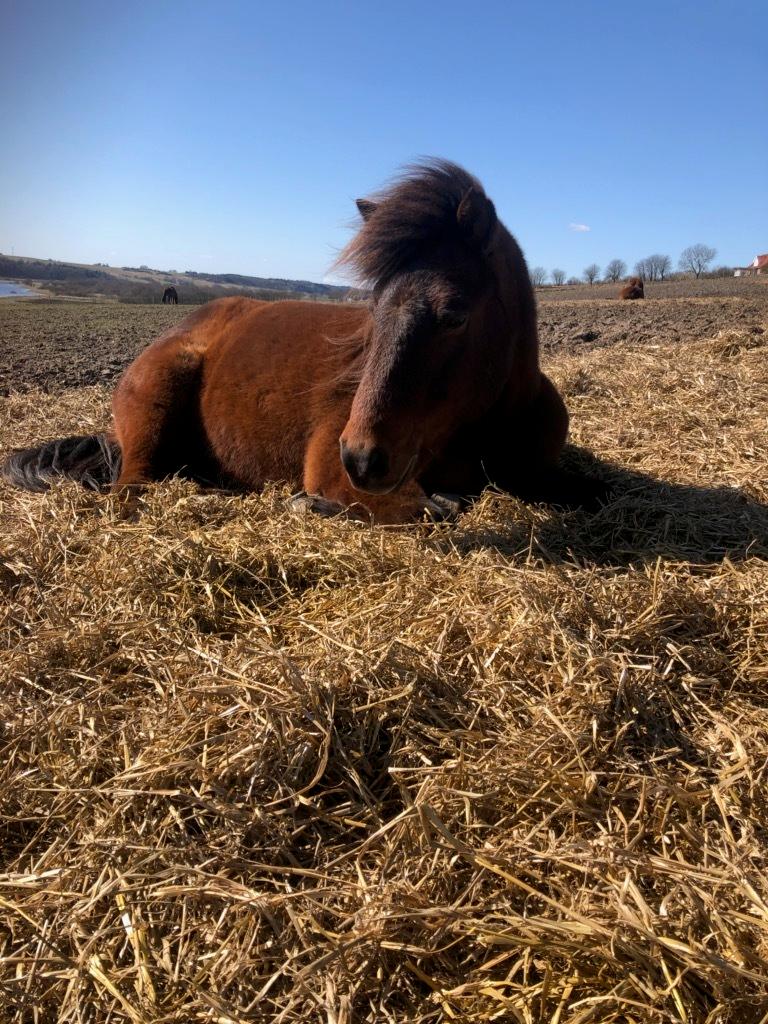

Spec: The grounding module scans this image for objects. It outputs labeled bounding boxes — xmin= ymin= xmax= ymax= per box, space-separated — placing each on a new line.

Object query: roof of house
xmin=751 ymin=254 xmax=768 ymax=269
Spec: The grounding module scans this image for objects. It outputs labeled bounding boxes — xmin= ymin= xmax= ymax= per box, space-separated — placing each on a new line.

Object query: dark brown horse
xmin=2 ymin=161 xmax=599 ymax=523
xmin=162 ymin=286 xmax=179 ymax=305
xmin=620 ymin=277 xmax=644 ymax=300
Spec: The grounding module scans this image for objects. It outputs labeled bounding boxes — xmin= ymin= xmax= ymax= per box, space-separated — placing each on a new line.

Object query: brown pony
xmin=2 ymin=160 xmax=600 ymax=523
xmin=620 ymin=277 xmax=644 ymax=300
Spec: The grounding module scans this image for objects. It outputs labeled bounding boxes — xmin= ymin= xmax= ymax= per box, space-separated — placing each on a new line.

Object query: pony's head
xmin=336 ymin=160 xmax=527 ymax=495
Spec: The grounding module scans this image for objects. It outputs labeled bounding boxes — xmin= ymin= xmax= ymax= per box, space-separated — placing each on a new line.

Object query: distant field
xmin=1 ymin=294 xmax=767 ymax=393
xmin=0 ymin=302 xmax=189 ymax=393
xmin=1 ymin=294 xmax=768 ymax=1022
xmin=538 ymin=274 xmax=768 ymax=302
xmin=0 ymin=253 xmax=356 ymax=305
xmin=2 ymin=251 xmax=766 ymax=306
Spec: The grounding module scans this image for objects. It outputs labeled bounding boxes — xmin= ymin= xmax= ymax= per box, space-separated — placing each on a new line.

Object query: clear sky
xmin=1 ymin=1 xmax=766 ymax=284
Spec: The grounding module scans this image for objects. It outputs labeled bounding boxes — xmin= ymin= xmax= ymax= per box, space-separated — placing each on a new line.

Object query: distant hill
xmin=0 ymin=254 xmax=363 ymax=305
xmin=176 ymin=270 xmax=343 ymax=296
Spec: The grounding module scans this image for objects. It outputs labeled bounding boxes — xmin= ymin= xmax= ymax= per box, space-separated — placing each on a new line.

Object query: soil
xmin=538 ymin=296 xmax=767 ymax=355
xmin=0 ymin=301 xmax=189 ymax=394
xmin=1 ymin=295 xmax=766 ymax=395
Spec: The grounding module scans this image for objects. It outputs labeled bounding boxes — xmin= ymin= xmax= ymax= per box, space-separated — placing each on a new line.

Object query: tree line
xmin=530 ymin=244 xmax=721 ymax=287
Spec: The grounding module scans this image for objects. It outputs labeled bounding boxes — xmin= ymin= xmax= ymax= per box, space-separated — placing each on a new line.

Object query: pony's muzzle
xmin=340 ymin=440 xmax=391 ymax=493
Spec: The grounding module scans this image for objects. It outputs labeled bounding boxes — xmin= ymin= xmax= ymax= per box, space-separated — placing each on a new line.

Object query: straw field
xmin=1 ymin=296 xmax=767 ymax=1023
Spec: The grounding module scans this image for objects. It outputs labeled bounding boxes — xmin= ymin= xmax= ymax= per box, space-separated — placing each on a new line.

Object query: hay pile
xmin=1 ymin=320 xmax=767 ymax=1022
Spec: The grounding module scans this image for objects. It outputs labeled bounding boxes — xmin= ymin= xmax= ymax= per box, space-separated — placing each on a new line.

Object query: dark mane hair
xmin=335 ymin=159 xmax=494 ymax=287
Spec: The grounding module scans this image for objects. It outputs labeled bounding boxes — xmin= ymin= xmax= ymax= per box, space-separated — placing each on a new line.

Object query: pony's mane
xmin=335 ymin=159 xmax=491 ymax=287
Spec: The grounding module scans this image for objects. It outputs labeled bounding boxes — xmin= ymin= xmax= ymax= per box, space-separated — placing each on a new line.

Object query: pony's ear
xmin=457 ymin=188 xmax=497 ymax=250
xmin=356 ymin=198 xmax=378 ymax=221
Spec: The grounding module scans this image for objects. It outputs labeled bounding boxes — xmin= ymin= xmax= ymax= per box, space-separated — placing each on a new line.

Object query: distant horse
xmin=2 ymin=161 xmax=600 ymax=523
xmin=162 ymin=286 xmax=179 ymax=305
xmin=620 ymin=277 xmax=644 ymax=300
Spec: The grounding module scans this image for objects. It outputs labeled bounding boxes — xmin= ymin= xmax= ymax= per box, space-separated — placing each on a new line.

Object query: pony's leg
xmin=111 ymin=350 xmax=200 ymax=491
xmin=488 ymin=374 xmax=607 ymax=508
xmin=300 ymin=415 xmax=450 ymax=524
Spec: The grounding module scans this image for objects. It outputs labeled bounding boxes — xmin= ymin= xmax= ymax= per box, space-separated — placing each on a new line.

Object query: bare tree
xmin=566 ymin=277 xmax=580 ymax=285
xmin=530 ymin=266 xmax=548 ymax=286
xmin=583 ymin=264 xmax=600 ymax=285
xmin=679 ymin=244 xmax=716 ymax=278
xmin=604 ymin=259 xmax=627 ymax=282
xmin=634 ymin=258 xmax=649 ymax=281
xmin=644 ymin=254 xmax=672 ymax=281
xmin=551 ymin=268 xmax=566 ymax=286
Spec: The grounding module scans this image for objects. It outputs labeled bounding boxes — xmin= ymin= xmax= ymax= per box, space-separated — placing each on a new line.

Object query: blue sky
xmin=1 ymin=1 xmax=766 ymax=283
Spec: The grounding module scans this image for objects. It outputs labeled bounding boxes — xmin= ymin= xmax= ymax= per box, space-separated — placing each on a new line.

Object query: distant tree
xmin=604 ymin=259 xmax=627 ymax=282
xmin=530 ymin=266 xmax=548 ymax=286
xmin=644 ymin=254 xmax=672 ymax=281
xmin=551 ymin=268 xmax=566 ymax=286
xmin=634 ymin=258 xmax=649 ymax=281
xmin=583 ymin=264 xmax=600 ymax=285
xmin=679 ymin=244 xmax=717 ymax=278
xmin=566 ymin=276 xmax=581 ymax=286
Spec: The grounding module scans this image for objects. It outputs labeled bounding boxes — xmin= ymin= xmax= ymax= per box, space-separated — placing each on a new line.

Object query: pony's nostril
xmin=366 ymin=446 xmax=388 ymax=480
xmin=340 ymin=442 xmax=389 ymax=487
xmin=340 ymin=441 xmax=359 ymax=481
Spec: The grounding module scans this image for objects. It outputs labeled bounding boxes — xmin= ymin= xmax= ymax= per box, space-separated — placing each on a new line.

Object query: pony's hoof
xmin=425 ymin=493 xmax=463 ymax=522
xmin=290 ymin=491 xmax=346 ymax=518
xmin=110 ymin=481 xmax=147 ymax=520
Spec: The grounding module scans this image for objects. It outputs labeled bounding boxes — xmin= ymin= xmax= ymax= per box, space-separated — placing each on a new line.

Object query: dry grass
xmin=1 ymin=312 xmax=768 ymax=1022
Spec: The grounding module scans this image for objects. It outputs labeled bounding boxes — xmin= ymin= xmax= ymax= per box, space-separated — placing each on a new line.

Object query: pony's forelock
xmin=335 ymin=159 xmax=493 ymax=287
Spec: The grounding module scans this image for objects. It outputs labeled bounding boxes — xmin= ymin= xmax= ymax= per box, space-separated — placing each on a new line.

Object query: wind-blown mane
xmin=336 ymin=160 xmax=496 ymax=286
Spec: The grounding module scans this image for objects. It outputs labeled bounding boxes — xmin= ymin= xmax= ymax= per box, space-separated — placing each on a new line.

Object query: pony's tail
xmin=1 ymin=434 xmax=122 ymax=493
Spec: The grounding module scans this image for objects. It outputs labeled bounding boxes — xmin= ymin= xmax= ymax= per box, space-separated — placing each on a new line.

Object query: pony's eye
xmin=440 ymin=311 xmax=468 ymax=331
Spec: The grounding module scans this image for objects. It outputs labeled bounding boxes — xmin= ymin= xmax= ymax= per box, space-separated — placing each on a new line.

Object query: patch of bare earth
xmin=1 ymin=297 xmax=767 ymax=1022
xmin=0 ymin=301 xmax=189 ymax=394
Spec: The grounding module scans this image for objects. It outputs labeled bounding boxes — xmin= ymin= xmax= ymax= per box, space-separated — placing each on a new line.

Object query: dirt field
xmin=539 ymin=276 xmax=768 ymax=303
xmin=2 ymin=293 xmax=767 ymax=394
xmin=0 ymin=302 xmax=187 ymax=394
xmin=1 ymin=295 xmax=768 ymax=1022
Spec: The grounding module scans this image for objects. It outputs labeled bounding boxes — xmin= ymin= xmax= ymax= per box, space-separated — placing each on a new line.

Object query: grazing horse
xmin=162 ymin=286 xmax=179 ymax=305
xmin=2 ymin=160 xmax=600 ymax=523
xmin=620 ymin=277 xmax=644 ymax=300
